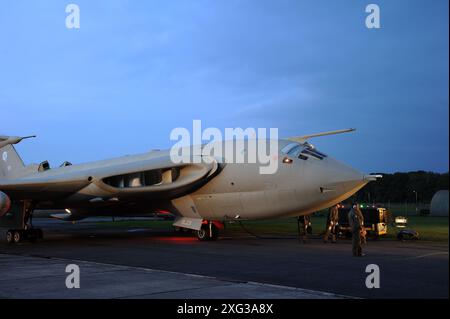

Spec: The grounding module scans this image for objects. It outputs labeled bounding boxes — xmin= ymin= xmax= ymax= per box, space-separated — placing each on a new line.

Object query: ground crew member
xmin=324 ymin=204 xmax=339 ymax=243
xmin=356 ymin=205 xmax=367 ymax=245
xmin=348 ymin=203 xmax=366 ymax=256
xmin=297 ymin=214 xmax=312 ymax=243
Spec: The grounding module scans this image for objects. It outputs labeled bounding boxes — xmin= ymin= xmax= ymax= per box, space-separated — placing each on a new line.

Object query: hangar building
xmin=430 ymin=190 xmax=449 ymax=217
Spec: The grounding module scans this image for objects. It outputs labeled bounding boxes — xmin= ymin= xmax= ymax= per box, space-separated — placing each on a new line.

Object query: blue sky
xmin=1 ymin=0 xmax=448 ymax=173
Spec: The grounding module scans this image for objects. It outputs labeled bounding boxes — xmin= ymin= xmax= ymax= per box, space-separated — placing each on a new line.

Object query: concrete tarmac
xmin=0 ymin=254 xmax=346 ymax=299
xmin=0 ymin=219 xmax=448 ymax=299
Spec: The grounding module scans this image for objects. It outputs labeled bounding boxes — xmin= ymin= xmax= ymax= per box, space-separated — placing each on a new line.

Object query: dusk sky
xmin=1 ymin=0 xmax=448 ymax=173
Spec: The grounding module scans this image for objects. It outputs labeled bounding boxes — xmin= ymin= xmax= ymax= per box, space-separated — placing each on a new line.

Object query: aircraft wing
xmin=0 ymin=153 xmax=222 ymax=203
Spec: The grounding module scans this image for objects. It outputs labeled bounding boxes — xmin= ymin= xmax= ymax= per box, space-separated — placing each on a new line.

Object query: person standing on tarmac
xmin=298 ymin=214 xmax=312 ymax=243
xmin=356 ymin=204 xmax=367 ymax=245
xmin=348 ymin=203 xmax=366 ymax=257
xmin=324 ymin=204 xmax=340 ymax=243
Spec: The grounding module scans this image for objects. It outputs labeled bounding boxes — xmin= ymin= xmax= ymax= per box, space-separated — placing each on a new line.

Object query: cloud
xmin=0 ymin=0 xmax=448 ymax=172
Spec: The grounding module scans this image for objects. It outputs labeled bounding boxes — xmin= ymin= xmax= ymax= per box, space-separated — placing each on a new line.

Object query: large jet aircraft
xmin=0 ymin=130 xmax=380 ymax=243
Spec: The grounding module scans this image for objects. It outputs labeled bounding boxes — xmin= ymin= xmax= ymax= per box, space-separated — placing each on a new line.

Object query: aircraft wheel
xmin=209 ymin=224 xmax=219 ymax=241
xmin=13 ymin=230 xmax=22 ymax=244
xmin=196 ymin=225 xmax=210 ymax=241
xmin=6 ymin=230 xmax=14 ymax=244
xmin=196 ymin=224 xmax=219 ymax=241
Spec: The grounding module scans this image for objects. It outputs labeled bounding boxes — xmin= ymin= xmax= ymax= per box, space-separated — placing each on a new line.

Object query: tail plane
xmin=0 ymin=135 xmax=35 ymax=178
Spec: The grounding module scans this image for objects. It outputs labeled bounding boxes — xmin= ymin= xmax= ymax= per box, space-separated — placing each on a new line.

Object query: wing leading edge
xmin=0 ymin=152 xmax=222 ymax=203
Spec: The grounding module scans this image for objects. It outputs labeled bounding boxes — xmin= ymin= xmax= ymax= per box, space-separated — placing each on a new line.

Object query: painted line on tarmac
xmin=405 ymin=252 xmax=449 ymax=260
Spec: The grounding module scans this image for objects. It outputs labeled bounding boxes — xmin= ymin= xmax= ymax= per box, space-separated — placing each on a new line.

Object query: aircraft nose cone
xmin=327 ymin=158 xmax=364 ymax=184
xmin=324 ymin=157 xmax=367 ymax=193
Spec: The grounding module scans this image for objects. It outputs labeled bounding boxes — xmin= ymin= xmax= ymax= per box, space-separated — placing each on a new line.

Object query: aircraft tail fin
xmin=0 ymin=135 xmax=35 ymax=178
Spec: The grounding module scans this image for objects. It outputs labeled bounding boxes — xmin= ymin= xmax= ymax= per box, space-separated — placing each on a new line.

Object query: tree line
xmin=352 ymin=171 xmax=449 ymax=204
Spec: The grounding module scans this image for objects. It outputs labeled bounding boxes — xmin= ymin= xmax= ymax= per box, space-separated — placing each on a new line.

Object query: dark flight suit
xmin=348 ymin=207 xmax=365 ymax=256
xmin=324 ymin=205 xmax=339 ymax=243
xmin=298 ymin=215 xmax=311 ymax=243
xmin=355 ymin=206 xmax=367 ymax=245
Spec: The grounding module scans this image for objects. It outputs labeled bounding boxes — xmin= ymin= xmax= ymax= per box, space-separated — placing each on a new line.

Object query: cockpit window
xmin=282 ymin=142 xmax=327 ymax=161
xmin=288 ymin=146 xmax=302 ymax=157
xmin=298 ymin=154 xmax=308 ymax=161
xmin=281 ymin=143 xmax=300 ymax=154
xmin=301 ymin=147 xmax=327 ymax=160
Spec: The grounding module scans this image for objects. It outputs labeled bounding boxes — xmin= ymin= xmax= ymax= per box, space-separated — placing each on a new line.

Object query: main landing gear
xmin=6 ymin=228 xmax=43 ymax=244
xmin=5 ymin=201 xmax=43 ymax=244
xmin=196 ymin=221 xmax=222 ymax=241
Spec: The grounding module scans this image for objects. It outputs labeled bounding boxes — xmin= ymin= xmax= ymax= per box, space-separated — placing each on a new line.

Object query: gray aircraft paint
xmin=0 ymin=131 xmax=380 ymax=231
